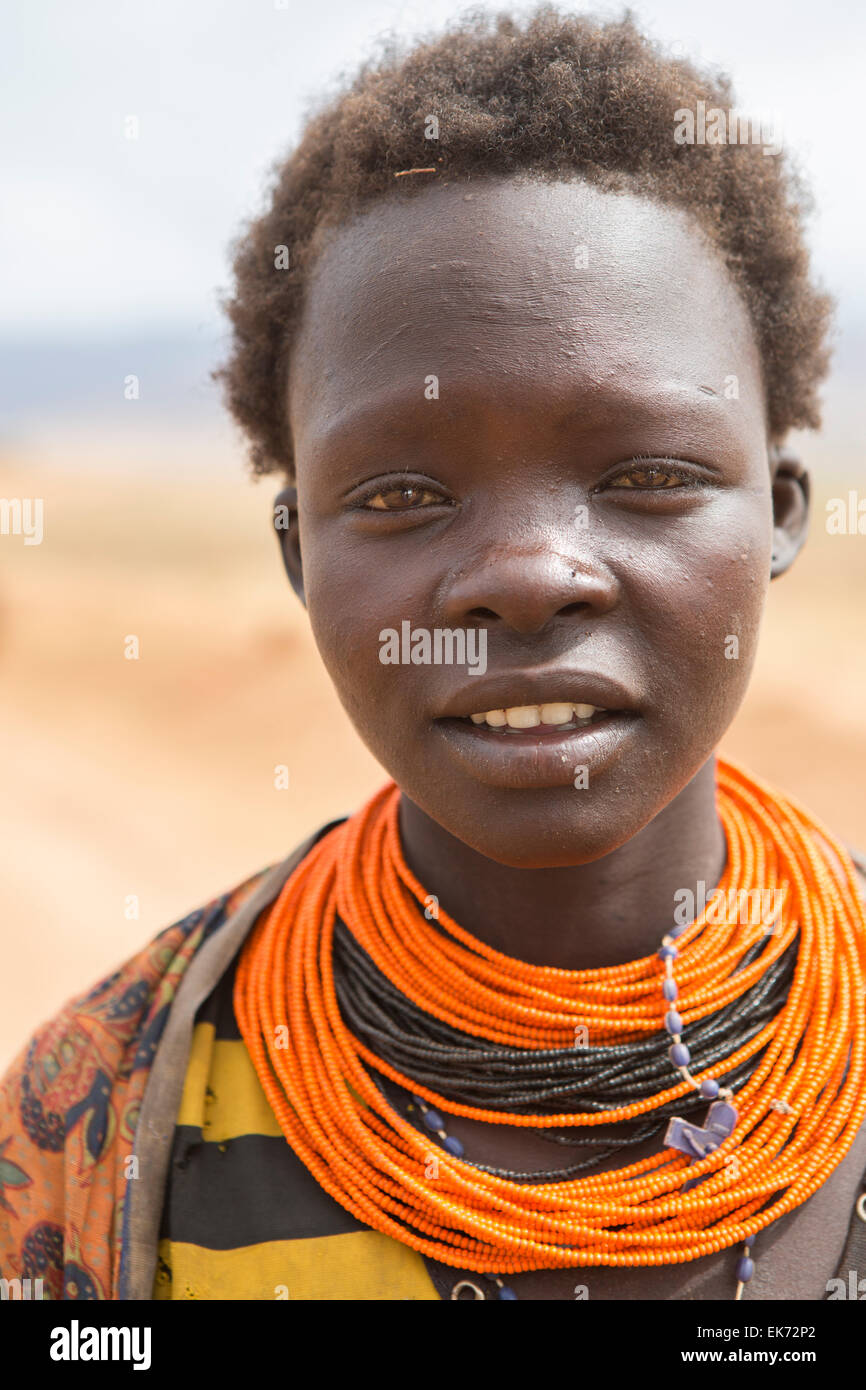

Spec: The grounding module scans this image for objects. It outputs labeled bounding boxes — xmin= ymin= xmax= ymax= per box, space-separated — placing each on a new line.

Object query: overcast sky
xmin=3 ymin=0 xmax=864 ymax=337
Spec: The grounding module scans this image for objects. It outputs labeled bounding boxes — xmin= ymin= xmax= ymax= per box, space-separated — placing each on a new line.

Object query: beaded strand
xmin=401 ymin=907 xmax=756 ymax=1299
xmin=234 ymin=757 xmax=866 ymax=1281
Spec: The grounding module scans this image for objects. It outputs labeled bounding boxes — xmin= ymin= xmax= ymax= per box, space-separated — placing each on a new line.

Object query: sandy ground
xmin=2 ymin=453 xmax=865 ymax=1072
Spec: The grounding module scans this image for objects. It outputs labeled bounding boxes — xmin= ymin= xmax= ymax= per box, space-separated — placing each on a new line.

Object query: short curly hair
xmin=216 ymin=4 xmax=833 ymax=480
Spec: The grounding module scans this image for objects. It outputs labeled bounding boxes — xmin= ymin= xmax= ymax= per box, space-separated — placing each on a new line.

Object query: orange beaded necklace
xmin=234 ymin=757 xmax=866 ymax=1273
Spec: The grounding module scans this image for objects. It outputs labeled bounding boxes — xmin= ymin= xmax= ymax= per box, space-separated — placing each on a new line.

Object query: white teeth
xmin=540 ymin=702 xmax=574 ymax=725
xmin=505 ymin=706 xmax=541 ymax=729
xmin=466 ymin=702 xmax=607 ymax=729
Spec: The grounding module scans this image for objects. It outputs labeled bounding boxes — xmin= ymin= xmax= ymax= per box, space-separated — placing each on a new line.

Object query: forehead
xmin=288 ymin=175 xmax=765 ymax=453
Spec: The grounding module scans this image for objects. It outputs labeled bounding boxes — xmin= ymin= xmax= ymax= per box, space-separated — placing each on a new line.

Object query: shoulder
xmin=0 ymin=863 xmax=274 ymax=1293
xmin=2 ymin=861 xmax=275 ymax=1102
xmin=0 ymin=863 xmax=276 ymax=1119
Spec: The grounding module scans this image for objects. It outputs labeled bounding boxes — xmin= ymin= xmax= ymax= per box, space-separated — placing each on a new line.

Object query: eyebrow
xmin=304 ymin=374 xmax=742 ymax=460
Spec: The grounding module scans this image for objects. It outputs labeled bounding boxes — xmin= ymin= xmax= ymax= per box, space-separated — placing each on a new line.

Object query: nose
xmin=442 ymin=545 xmax=619 ymax=635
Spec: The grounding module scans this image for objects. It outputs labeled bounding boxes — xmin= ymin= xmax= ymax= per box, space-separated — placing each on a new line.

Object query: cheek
xmin=631 ymin=503 xmax=771 ymax=729
xmin=301 ymin=526 xmax=426 ymax=722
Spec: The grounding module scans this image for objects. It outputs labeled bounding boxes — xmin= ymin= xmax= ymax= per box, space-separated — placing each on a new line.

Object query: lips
xmin=434 ymin=668 xmax=641 ymax=722
xmin=434 ymin=708 xmax=640 ymax=788
xmin=430 ymin=669 xmax=642 ymax=789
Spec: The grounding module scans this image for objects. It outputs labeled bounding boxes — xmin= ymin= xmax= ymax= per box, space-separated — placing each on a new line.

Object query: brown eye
xmin=366 ymin=485 xmax=443 ymax=510
xmin=610 ymin=466 xmax=685 ymax=489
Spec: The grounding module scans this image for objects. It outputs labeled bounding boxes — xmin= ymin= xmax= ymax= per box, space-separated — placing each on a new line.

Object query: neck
xmin=397 ymin=756 xmax=726 ymax=970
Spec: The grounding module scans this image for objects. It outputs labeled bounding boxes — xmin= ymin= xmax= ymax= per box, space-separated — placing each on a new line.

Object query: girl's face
xmin=284 ymin=175 xmax=808 ymax=867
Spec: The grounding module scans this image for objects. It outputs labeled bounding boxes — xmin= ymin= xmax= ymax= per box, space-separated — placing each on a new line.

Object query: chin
xmin=423 ymin=787 xmax=648 ymax=868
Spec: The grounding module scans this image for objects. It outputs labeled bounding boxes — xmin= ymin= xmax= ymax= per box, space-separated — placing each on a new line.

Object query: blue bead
xmin=670 ymin=1042 xmax=690 ymax=1067
xmin=662 ymin=978 xmax=678 ymax=1002
xmin=737 ymin=1256 xmax=755 ymax=1282
xmin=700 ymin=1078 xmax=720 ymax=1099
xmin=668 ymin=922 xmax=688 ymax=939
xmin=423 ymin=1109 xmax=444 ymax=1131
xmin=411 ymin=1095 xmax=426 ymax=1109
xmin=443 ymin=1134 xmax=464 ymax=1157
xmin=658 ymin=945 xmax=678 ymax=961
xmin=498 ymin=1286 xmax=518 ymax=1300
xmin=665 ymin=1010 xmax=684 ymax=1035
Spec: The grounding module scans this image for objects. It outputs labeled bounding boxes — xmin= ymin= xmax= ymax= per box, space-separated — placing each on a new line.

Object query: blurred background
xmin=2 ymin=0 xmax=864 ymax=1071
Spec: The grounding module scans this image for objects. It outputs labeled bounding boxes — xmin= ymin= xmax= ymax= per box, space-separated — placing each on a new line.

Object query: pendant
xmin=665 ymin=1099 xmax=738 ymax=1159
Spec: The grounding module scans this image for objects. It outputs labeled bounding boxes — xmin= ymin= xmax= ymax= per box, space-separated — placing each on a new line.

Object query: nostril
xmin=467 ymin=607 xmax=499 ymax=621
xmin=559 ymin=602 xmax=587 ymax=617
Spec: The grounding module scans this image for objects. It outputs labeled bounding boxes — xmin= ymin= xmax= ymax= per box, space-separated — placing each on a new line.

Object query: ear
xmin=273 ymin=484 xmax=305 ymax=606
xmin=769 ymin=445 xmax=810 ymax=580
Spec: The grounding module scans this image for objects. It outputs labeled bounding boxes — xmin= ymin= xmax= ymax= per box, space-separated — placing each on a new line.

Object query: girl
xmin=2 ymin=6 xmax=864 ymax=1302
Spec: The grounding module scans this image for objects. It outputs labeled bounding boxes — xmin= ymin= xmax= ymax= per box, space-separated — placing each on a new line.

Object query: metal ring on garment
xmin=451 ymin=1280 xmax=486 ymax=1300
xmin=856 ymin=1191 xmax=866 ymax=1223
